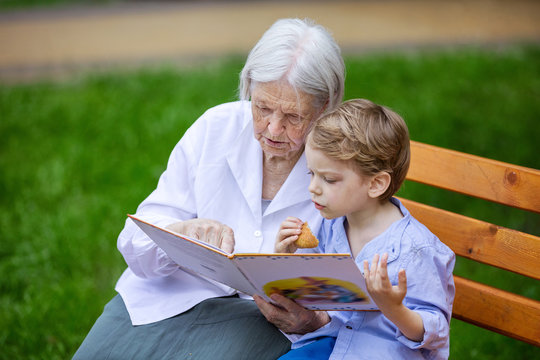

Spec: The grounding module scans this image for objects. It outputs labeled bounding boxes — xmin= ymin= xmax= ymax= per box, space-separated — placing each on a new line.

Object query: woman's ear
xmin=315 ymin=100 xmax=329 ymax=120
xmin=368 ymin=172 xmax=391 ymax=199
xmin=321 ymin=100 xmax=329 ymax=113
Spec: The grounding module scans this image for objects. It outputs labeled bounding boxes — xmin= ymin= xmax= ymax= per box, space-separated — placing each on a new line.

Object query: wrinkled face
xmin=251 ymin=81 xmax=320 ymax=160
xmin=306 ymin=143 xmax=372 ymax=219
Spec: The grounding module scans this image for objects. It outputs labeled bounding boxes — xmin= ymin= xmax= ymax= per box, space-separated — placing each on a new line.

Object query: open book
xmin=129 ymin=215 xmax=378 ymax=311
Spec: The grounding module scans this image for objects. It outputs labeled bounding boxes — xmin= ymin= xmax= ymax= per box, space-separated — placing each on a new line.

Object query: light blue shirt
xmin=294 ymin=198 xmax=455 ymax=360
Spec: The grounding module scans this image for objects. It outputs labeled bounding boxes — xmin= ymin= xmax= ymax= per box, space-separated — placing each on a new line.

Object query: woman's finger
xmin=220 ymin=226 xmax=235 ymax=253
xmin=205 ymin=225 xmax=218 ymax=247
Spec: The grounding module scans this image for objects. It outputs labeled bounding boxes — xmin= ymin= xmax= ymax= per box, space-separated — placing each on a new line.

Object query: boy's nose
xmin=308 ymin=179 xmax=320 ymax=195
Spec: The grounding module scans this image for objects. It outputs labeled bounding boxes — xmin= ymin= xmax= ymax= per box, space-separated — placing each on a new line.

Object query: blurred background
xmin=1 ymin=1 xmax=539 ymax=359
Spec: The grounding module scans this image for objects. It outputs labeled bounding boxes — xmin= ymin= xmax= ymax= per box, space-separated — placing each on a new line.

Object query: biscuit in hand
xmin=295 ymin=222 xmax=319 ymax=248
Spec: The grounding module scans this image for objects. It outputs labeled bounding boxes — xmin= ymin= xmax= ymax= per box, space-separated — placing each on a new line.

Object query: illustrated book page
xmin=128 ymin=215 xmax=377 ymax=311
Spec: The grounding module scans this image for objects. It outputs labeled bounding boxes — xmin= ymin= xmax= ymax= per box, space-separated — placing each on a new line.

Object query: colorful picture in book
xmin=263 ymin=276 xmax=369 ymax=304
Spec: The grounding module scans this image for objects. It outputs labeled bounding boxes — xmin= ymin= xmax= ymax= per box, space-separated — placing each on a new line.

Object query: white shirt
xmin=115 ymin=101 xmax=323 ymax=325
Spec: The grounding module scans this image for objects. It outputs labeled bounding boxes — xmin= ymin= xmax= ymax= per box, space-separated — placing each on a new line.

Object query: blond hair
xmin=307 ymin=99 xmax=410 ymax=201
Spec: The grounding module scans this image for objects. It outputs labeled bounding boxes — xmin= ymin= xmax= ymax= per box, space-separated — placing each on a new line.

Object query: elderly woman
xmin=73 ymin=18 xmax=345 ymax=359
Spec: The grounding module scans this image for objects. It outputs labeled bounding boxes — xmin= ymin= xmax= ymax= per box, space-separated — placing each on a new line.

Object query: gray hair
xmin=239 ymin=18 xmax=345 ymax=111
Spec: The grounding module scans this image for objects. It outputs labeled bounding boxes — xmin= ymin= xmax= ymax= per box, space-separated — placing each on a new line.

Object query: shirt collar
xmin=225 ymin=112 xmax=312 ymax=218
xmin=330 ymin=198 xmax=410 ymax=263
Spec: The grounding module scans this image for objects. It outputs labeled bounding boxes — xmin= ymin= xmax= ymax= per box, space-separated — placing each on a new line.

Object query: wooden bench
xmin=397 ymin=140 xmax=540 ymax=347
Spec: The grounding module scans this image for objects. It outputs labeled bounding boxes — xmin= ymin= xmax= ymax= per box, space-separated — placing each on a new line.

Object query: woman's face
xmin=251 ymin=81 xmax=321 ymax=160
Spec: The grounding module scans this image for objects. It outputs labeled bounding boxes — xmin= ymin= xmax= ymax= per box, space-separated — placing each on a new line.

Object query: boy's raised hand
xmin=363 ymin=253 xmax=425 ymax=342
xmin=274 ymin=217 xmax=303 ymax=253
xmin=363 ymin=253 xmax=407 ymax=312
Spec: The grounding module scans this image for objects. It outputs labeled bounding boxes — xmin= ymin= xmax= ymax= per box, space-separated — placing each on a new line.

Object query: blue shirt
xmin=294 ymin=198 xmax=456 ymax=360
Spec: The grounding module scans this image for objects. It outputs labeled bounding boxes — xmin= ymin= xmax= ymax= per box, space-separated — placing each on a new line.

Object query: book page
xmin=233 ymin=254 xmax=377 ymax=311
xmin=129 ymin=215 xmax=259 ymax=295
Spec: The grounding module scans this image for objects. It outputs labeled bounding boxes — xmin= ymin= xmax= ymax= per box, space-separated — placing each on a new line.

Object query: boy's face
xmin=305 ymin=143 xmax=372 ymax=219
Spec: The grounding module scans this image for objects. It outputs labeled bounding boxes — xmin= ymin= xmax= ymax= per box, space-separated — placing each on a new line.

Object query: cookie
xmin=295 ymin=222 xmax=319 ymax=248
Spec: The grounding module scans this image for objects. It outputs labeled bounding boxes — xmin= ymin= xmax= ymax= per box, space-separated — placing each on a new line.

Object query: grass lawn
xmin=0 ymin=0 xmax=116 ymax=11
xmin=1 ymin=46 xmax=539 ymax=359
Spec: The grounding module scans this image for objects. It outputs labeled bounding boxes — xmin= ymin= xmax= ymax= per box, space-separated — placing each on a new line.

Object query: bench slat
xmin=453 ymin=276 xmax=540 ymax=346
xmin=407 ymin=141 xmax=540 ymax=213
xmin=398 ymin=198 xmax=540 ymax=280
xmin=401 ymin=141 xmax=540 ymax=346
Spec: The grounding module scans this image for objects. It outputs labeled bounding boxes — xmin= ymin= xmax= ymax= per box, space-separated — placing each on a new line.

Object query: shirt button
xmin=254 ymin=230 xmax=262 ymax=237
xmin=346 ymin=326 xmax=353 ymax=330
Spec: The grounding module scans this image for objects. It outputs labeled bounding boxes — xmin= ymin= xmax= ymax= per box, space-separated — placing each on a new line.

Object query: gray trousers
xmin=73 ymin=294 xmax=291 ymax=360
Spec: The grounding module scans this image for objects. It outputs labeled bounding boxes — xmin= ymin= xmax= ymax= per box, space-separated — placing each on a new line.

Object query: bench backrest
xmin=398 ymin=140 xmax=540 ymax=346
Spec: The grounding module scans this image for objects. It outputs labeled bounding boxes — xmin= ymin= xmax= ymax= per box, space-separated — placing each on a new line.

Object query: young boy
xmin=274 ymin=99 xmax=456 ymax=359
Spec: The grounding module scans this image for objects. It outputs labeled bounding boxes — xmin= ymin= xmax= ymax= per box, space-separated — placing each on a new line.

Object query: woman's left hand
xmin=253 ymin=293 xmax=330 ymax=334
xmin=166 ymin=218 xmax=235 ymax=253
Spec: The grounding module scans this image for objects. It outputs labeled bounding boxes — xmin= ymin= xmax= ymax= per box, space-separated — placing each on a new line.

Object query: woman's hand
xmin=274 ymin=217 xmax=303 ymax=253
xmin=253 ymin=293 xmax=330 ymax=334
xmin=166 ymin=218 xmax=235 ymax=253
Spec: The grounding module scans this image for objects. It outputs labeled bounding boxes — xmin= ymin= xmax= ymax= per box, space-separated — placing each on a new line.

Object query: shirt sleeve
xmin=395 ymin=243 xmax=455 ymax=350
xmin=288 ymin=311 xmax=346 ymax=349
xmin=117 ymin=124 xmax=200 ymax=279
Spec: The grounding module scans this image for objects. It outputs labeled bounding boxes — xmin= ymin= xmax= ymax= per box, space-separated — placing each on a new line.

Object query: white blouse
xmin=115 ymin=101 xmax=322 ymax=325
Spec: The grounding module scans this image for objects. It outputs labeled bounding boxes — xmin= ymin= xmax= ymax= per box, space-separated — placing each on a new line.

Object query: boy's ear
xmin=368 ymin=172 xmax=391 ymax=199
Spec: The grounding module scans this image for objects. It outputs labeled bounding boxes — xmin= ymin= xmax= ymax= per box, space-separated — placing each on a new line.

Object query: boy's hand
xmin=274 ymin=217 xmax=303 ymax=253
xmin=363 ymin=253 xmax=424 ymax=342
xmin=363 ymin=253 xmax=407 ymax=312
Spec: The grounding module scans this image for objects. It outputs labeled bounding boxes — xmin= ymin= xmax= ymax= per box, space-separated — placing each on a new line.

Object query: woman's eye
xmin=287 ymin=114 xmax=302 ymax=125
xmin=324 ymin=178 xmax=336 ymax=184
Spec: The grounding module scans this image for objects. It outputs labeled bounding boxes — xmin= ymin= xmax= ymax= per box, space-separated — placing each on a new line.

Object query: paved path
xmin=0 ymin=0 xmax=539 ymax=82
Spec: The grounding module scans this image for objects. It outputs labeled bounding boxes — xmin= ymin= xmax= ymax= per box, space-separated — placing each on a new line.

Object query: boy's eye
xmin=324 ymin=178 xmax=336 ymax=184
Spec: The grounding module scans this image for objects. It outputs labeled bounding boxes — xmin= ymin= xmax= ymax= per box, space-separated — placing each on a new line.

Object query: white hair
xmin=239 ymin=18 xmax=345 ymax=111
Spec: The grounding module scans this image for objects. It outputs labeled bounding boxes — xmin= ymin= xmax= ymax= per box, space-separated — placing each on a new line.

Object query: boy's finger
xmin=275 ymin=236 xmax=298 ymax=253
xmin=363 ymin=260 xmax=370 ymax=278
xmin=284 ymin=217 xmax=303 ymax=226
xmin=378 ymin=252 xmax=389 ymax=280
xmin=398 ymin=269 xmax=407 ymax=294
xmin=371 ymin=254 xmax=380 ymax=274
xmin=282 ymin=228 xmax=301 ymax=237
xmin=284 ymin=237 xmax=299 ymax=251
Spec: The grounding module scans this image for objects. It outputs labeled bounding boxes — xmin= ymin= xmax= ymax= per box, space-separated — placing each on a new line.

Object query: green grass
xmin=1 ymin=46 xmax=539 ymax=359
xmin=0 ymin=0 xmax=117 ymax=11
